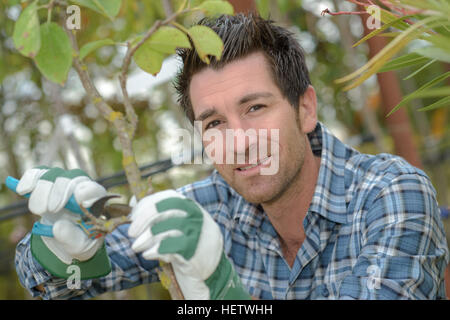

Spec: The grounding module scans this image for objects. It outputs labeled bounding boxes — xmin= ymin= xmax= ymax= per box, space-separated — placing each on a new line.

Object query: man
xmin=15 ymin=14 xmax=449 ymax=299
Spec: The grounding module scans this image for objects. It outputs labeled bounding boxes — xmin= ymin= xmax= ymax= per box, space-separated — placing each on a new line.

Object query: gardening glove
xmin=128 ymin=190 xmax=251 ymax=300
xmin=17 ymin=166 xmax=111 ymax=279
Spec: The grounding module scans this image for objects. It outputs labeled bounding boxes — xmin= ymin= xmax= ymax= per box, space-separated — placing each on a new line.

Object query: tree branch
xmin=118 ymin=8 xmax=191 ymax=140
xmin=63 ymin=24 xmax=147 ymax=201
xmin=162 ymin=0 xmax=174 ymax=17
xmin=62 ymin=9 xmax=186 ymax=300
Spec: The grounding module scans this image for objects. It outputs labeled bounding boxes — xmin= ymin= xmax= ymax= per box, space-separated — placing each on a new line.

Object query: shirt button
xmin=322 ymin=286 xmax=329 ymax=297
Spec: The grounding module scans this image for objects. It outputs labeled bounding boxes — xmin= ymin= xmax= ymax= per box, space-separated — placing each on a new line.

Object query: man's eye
xmin=205 ymin=120 xmax=221 ymax=130
xmin=248 ymin=104 xmax=265 ymax=112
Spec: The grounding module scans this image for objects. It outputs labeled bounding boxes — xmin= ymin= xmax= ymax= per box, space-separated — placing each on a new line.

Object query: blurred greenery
xmin=0 ymin=0 xmax=448 ymax=299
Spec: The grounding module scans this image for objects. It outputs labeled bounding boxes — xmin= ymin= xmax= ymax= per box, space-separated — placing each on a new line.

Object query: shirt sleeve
xmin=337 ymin=173 xmax=449 ymax=299
xmin=15 ymin=223 xmax=160 ymax=299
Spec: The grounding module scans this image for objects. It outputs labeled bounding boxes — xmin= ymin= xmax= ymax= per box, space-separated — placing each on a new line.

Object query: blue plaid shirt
xmin=15 ymin=122 xmax=449 ymax=299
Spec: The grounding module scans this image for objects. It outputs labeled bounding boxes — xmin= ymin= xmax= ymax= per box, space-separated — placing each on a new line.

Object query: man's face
xmin=189 ymin=51 xmax=312 ymax=204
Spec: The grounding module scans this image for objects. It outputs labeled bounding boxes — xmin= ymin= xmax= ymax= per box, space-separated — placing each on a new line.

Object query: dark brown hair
xmin=174 ymin=13 xmax=311 ymax=123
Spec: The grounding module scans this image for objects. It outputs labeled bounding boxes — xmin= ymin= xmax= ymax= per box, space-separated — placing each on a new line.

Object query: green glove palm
xmin=128 ymin=190 xmax=251 ymax=300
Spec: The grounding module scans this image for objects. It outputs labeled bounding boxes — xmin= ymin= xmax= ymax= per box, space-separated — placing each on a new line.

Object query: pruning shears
xmin=5 ymin=176 xmax=131 ymax=239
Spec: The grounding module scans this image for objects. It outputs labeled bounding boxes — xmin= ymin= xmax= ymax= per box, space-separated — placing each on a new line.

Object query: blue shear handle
xmin=32 ymin=222 xmax=54 ymax=237
xmin=5 ymin=176 xmax=84 ymax=215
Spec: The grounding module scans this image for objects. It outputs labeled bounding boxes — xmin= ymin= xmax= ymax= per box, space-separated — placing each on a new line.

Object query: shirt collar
xmin=229 ymin=121 xmax=352 ymax=236
xmin=307 ymin=122 xmax=350 ymax=224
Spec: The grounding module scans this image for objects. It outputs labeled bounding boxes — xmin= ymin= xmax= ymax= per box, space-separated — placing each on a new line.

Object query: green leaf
xmin=70 ymin=0 xmax=122 ymax=19
xmin=197 ymin=0 xmax=234 ymax=17
xmin=188 ymin=25 xmax=223 ymax=64
xmin=418 ymin=96 xmax=450 ymax=111
xmin=375 ymin=8 xmax=412 ymax=31
xmin=34 ymin=23 xmax=73 ymax=85
xmin=404 ymin=86 xmax=450 ymax=99
xmin=134 ymin=50 xmax=166 ymax=76
xmin=414 ymin=46 xmax=450 ymax=64
xmin=133 ymin=26 xmax=191 ymax=75
xmin=398 ymin=0 xmax=447 ymax=12
xmin=352 ymin=14 xmax=415 ymax=48
xmin=255 ymin=0 xmax=270 ymax=19
xmin=143 ymin=26 xmax=191 ymax=54
xmin=336 ymin=15 xmax=442 ymax=89
xmin=403 ymin=59 xmax=436 ymax=80
xmin=79 ymin=39 xmax=115 ymax=60
xmin=70 ymin=0 xmax=103 ymax=15
xmin=93 ymin=0 xmax=122 ymax=18
xmin=12 ymin=0 xmax=40 ymax=58
xmin=378 ymin=53 xmax=429 ymax=73
xmin=427 ymin=34 xmax=450 ymax=54
xmin=386 ymin=71 xmax=450 ymax=117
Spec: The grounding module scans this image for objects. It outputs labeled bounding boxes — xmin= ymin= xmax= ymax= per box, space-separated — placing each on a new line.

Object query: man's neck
xmin=261 ymin=142 xmax=321 ymax=266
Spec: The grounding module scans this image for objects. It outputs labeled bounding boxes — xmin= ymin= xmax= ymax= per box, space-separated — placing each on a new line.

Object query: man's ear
xmin=298 ymin=85 xmax=318 ymax=134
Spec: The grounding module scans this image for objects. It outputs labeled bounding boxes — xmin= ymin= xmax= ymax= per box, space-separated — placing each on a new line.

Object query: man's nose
xmin=225 ymin=120 xmax=258 ymax=160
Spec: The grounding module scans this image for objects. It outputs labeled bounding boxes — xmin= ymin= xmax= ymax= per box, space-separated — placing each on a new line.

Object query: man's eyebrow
xmin=195 ymin=108 xmax=217 ymax=122
xmin=238 ymin=92 xmax=274 ymax=105
xmin=194 ymin=92 xmax=273 ymax=122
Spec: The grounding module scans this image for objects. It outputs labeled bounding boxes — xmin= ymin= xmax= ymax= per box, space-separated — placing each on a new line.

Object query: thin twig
xmin=322 ymin=1 xmax=418 ymax=27
xmin=118 ymin=8 xmax=191 ymax=139
xmin=162 ymin=0 xmax=174 ymax=17
xmin=79 ymin=204 xmax=130 ymax=235
xmin=321 ymin=8 xmax=368 ymax=16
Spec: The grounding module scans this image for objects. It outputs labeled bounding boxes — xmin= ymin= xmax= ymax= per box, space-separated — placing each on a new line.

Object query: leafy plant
xmin=324 ymin=0 xmax=450 ymax=115
xmin=9 ymin=0 xmax=234 ymax=299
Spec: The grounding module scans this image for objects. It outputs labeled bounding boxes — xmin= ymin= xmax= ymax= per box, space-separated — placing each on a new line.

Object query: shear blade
xmin=89 ymin=194 xmax=121 ymax=218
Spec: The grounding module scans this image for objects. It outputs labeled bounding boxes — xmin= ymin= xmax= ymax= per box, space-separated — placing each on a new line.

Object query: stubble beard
xmin=218 ymin=131 xmax=307 ymax=206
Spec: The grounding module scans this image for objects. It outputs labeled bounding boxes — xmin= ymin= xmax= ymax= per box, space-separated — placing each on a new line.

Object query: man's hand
xmin=17 ymin=166 xmax=107 ymax=263
xmin=128 ymin=190 xmax=251 ymax=300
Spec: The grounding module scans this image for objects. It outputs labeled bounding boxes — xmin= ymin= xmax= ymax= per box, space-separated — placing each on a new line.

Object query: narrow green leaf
xmin=79 ymin=39 xmax=115 ymax=60
xmin=386 ymin=71 xmax=450 ymax=117
xmin=404 ymin=86 xmax=450 ymax=99
xmin=188 ymin=25 xmax=224 ymax=64
xmin=342 ymin=33 xmax=415 ymax=90
xmin=418 ymin=96 xmax=450 ymax=111
xmin=336 ymin=15 xmax=441 ymax=85
xmin=403 ymin=59 xmax=436 ymax=80
xmin=352 ymin=14 xmax=415 ymax=48
xmin=34 ymin=23 xmax=73 ymax=85
xmin=133 ymin=26 xmax=191 ymax=75
xmin=197 ymin=0 xmax=234 ymax=17
xmin=343 ymin=36 xmax=411 ymax=91
xmin=378 ymin=53 xmax=429 ymax=73
xmin=415 ymin=46 xmax=450 ymax=64
xmin=427 ymin=34 xmax=450 ymax=54
xmin=12 ymin=0 xmax=40 ymax=58
xmin=375 ymin=8 xmax=412 ymax=31
xmin=377 ymin=32 xmax=402 ymax=38
xmin=397 ymin=0 xmax=446 ymax=12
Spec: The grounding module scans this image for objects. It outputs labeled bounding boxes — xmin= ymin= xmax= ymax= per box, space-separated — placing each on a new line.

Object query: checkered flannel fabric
xmin=15 ymin=122 xmax=449 ymax=299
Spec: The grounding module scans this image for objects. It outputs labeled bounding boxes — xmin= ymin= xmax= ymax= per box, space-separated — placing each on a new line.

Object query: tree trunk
xmin=359 ymin=12 xmax=423 ymax=169
xmin=227 ymin=0 xmax=256 ymax=14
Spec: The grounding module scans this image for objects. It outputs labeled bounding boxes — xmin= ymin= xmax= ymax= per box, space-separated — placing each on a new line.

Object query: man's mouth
xmin=236 ymin=156 xmax=271 ymax=171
